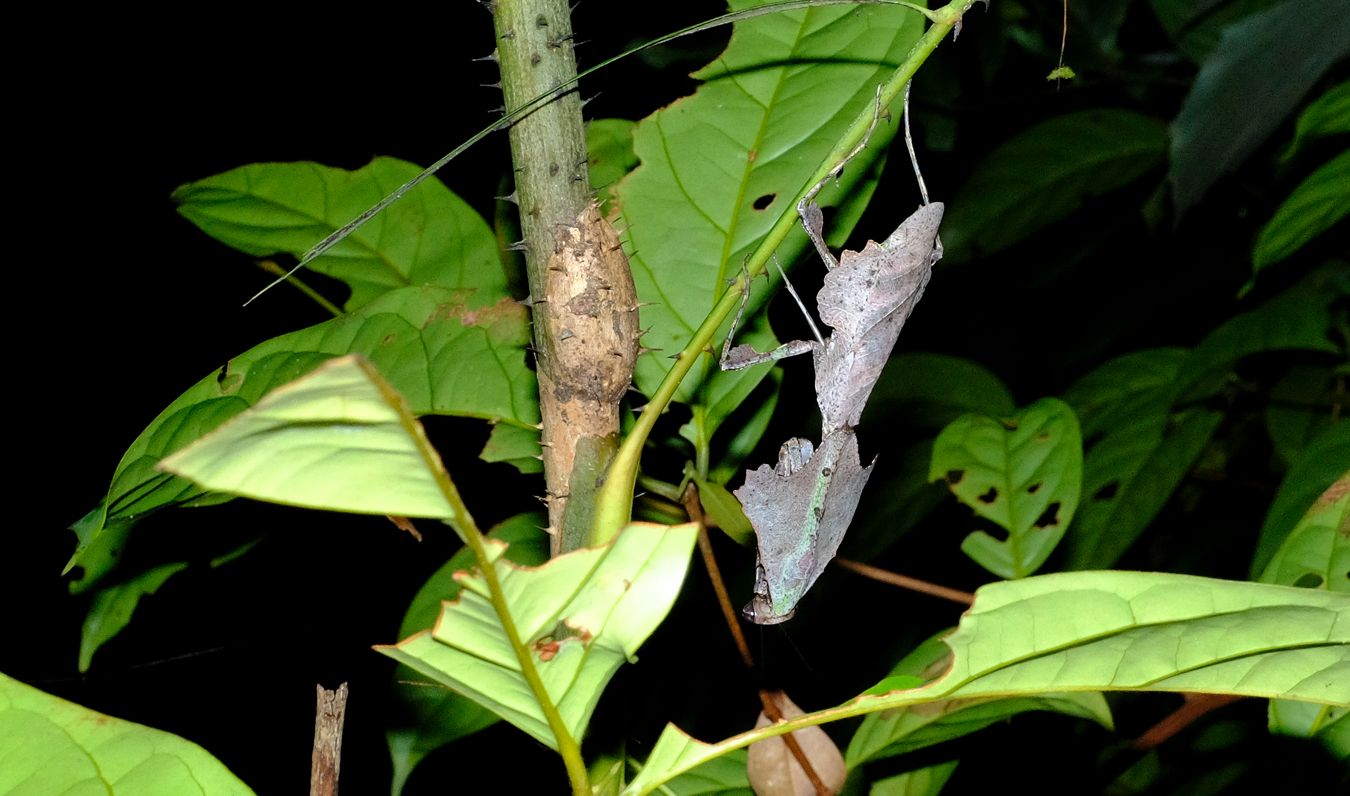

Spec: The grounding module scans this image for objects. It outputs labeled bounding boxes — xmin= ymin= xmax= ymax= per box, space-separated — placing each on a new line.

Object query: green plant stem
xmin=249 ymin=2 xmax=935 ymax=306
xmin=255 ymin=260 xmax=342 ymax=316
xmin=590 ymin=1 xmax=965 ymax=545
xmin=407 ymin=395 xmax=590 ymax=793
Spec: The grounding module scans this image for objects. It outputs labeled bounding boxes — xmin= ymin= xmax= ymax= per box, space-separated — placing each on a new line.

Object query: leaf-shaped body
xmin=813 ymin=203 xmax=944 ymax=430
xmin=737 ymin=428 xmax=874 ymax=624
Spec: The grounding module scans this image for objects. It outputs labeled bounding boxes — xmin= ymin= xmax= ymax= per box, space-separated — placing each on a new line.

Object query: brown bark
xmin=310 ymin=682 xmax=349 ymax=796
xmin=492 ymin=0 xmax=638 ymax=554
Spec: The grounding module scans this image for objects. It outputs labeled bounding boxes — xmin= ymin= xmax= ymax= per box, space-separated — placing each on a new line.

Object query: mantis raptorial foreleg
xmin=718 ymin=258 xmax=824 ymax=371
xmin=796 ymin=84 xmax=888 ymax=271
xmin=721 ymin=85 xmax=891 ymax=373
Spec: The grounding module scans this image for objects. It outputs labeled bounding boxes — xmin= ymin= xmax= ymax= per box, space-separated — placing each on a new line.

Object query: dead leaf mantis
xmin=720 ymin=87 xmax=944 ymax=623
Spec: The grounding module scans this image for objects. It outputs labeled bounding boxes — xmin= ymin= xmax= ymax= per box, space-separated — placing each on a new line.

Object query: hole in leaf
xmin=1001 ymin=418 xmax=1019 ymax=430
xmin=752 ymin=193 xmax=775 ymax=211
xmin=977 ymin=487 xmax=998 ymax=504
xmin=1033 ymin=501 xmax=1062 ymax=529
xmin=1036 ymin=431 xmax=1050 ymax=441
xmin=946 ymin=469 xmax=964 ymax=485
xmin=1094 ymin=481 xmax=1120 ymax=501
xmin=1027 ymin=482 xmax=1042 ymax=494
xmin=1293 ymin=573 xmax=1325 ymax=589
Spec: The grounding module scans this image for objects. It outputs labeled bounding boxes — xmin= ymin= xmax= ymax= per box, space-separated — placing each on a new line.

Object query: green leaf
xmin=174 ymin=157 xmax=504 ymax=311
xmin=869 ymin=761 xmax=958 ymax=796
xmin=78 ymin=561 xmax=188 ymax=673
xmin=480 ymin=423 xmax=544 ymax=475
xmin=160 ymin=355 xmax=457 ymax=520
xmin=865 ymin=353 xmax=1017 ymax=431
xmin=0 ymin=671 xmax=253 ymax=795
xmin=679 ymin=311 xmax=779 ymax=460
xmin=656 ymin=749 xmax=752 ymax=795
xmin=931 ymin=398 xmax=1083 ymax=579
xmin=74 ymin=285 xmax=537 ymax=588
xmin=1265 ymin=365 xmax=1342 ymax=465
xmin=1253 ymin=422 xmax=1350 ymax=577
xmin=620 ymin=0 xmax=926 ymax=422
xmin=588 ymin=119 xmax=639 ymax=214
xmin=1168 ymin=0 xmax=1350 ymax=213
xmin=1253 ymin=150 xmax=1350 ymax=273
xmin=709 ymin=367 xmax=783 ymax=485
xmin=942 ymin=109 xmax=1167 ymax=259
xmin=1281 ymin=80 xmax=1350 ymax=164
xmin=623 ymin=572 xmax=1350 ymax=794
xmin=1066 ymin=406 xmax=1223 ymax=569
xmin=693 ymin=475 xmax=753 ymax=546
xmin=388 ymin=514 xmax=549 ymax=795
xmin=846 ymin=632 xmax=1111 ymax=767
xmin=1146 ymin=0 xmax=1276 ymax=62
xmin=1062 ymin=348 xmax=1190 ymax=438
xmin=75 ymin=536 xmax=261 ymax=671
xmin=1174 ymin=265 xmax=1346 ymax=402
xmin=847 ymin=441 xmax=947 ymax=561
xmin=1260 ymin=474 xmax=1348 ymax=592
xmin=380 ymin=521 xmax=698 ymax=750
xmin=1269 ymin=700 xmax=1349 ymax=759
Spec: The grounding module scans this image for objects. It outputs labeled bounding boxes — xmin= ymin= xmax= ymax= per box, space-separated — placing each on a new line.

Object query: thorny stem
xmin=591 ymin=1 xmax=966 ymax=544
xmin=244 ymin=2 xmax=934 ymax=308
xmin=427 ymin=434 xmax=590 ymax=793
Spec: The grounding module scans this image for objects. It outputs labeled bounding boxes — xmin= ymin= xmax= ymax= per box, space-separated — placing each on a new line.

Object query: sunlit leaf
xmin=1253 ymin=150 xmax=1350 ymax=273
xmin=846 ymin=632 xmax=1111 ymax=767
xmin=1169 ymin=0 xmax=1350 ymax=213
xmin=160 ymin=355 xmax=457 ymax=520
xmin=174 ymin=157 xmax=504 ymax=311
xmin=387 ymin=515 xmax=549 ymax=795
xmin=0 ymin=671 xmax=253 ymax=795
xmin=380 ymin=522 xmax=698 ymax=750
xmin=931 ymin=398 xmax=1083 ymax=578
xmin=942 ymin=109 xmax=1167 ymax=259
xmin=623 ymin=572 xmax=1350 ymax=794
